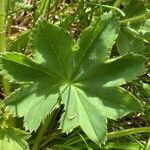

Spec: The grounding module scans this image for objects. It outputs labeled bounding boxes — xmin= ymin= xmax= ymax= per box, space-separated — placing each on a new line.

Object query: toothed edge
xmin=104 ymin=53 xmax=147 ymax=85
xmin=0 ymin=52 xmax=39 ymax=84
xmin=1 ymin=51 xmax=42 ymax=64
xmin=5 ymin=83 xmax=61 ymax=132
xmin=5 ymin=86 xmax=26 ymax=104
xmin=23 ymin=96 xmax=60 ymax=132
xmin=77 ymin=11 xmax=120 ymax=64
xmin=57 ymin=85 xmax=79 ymax=134
xmin=100 ymin=12 xmax=120 ymax=62
xmin=0 ymin=52 xmax=52 ymax=84
xmin=30 ymin=20 xmax=77 ymax=61
xmin=58 ymin=111 xmax=79 ymax=134
xmin=58 ymin=85 xmax=108 ymax=145
xmin=99 ymin=119 xmax=108 ymax=146
xmin=24 ymin=106 xmax=60 ymax=132
xmin=5 ymin=84 xmax=38 ymax=118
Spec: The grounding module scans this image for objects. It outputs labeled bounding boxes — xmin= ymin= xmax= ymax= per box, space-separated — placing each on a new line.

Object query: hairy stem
xmin=0 ymin=0 xmax=11 ymax=96
xmin=0 ymin=0 xmax=6 ymax=52
xmin=108 ymin=127 xmax=150 ymax=139
xmin=42 ymin=127 xmax=150 ymax=146
xmin=33 ymin=0 xmax=36 ymax=24
xmin=45 ymin=0 xmax=51 ymax=20
xmin=42 ymin=0 xmax=51 ymax=20
xmin=113 ymin=0 xmax=122 ymax=8
xmin=6 ymin=0 xmax=15 ymax=37
xmin=32 ymin=109 xmax=59 ymax=150
xmin=120 ymin=12 xmax=150 ymax=24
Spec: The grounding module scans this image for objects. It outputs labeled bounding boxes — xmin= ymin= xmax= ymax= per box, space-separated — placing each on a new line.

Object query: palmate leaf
xmin=1 ymin=12 xmax=147 ymax=145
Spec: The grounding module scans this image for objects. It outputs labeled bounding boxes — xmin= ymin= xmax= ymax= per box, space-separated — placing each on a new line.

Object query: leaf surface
xmin=5 ymin=84 xmax=59 ymax=131
xmin=1 ymin=18 xmax=146 ymax=145
xmin=0 ymin=52 xmax=57 ymax=83
xmin=78 ymin=54 xmax=146 ymax=87
xmin=117 ymin=27 xmax=145 ymax=55
xmin=9 ymin=31 xmax=30 ymax=52
xmin=139 ymin=19 xmax=150 ymax=42
xmin=75 ymin=12 xmax=119 ymax=70
xmin=80 ymin=86 xmax=142 ymax=119
xmin=60 ymin=85 xmax=107 ymax=144
xmin=31 ymin=20 xmax=76 ymax=79
xmin=0 ymin=128 xmax=29 ymax=150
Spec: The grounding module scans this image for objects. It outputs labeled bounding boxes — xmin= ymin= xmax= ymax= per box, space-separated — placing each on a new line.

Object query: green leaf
xmin=78 ymin=54 xmax=146 ymax=87
xmin=80 ymin=86 xmax=142 ymax=119
xmin=123 ymin=0 xmax=146 ymax=18
xmin=0 ymin=128 xmax=29 ymax=150
xmin=1 ymin=19 xmax=146 ymax=145
xmin=31 ymin=20 xmax=76 ymax=79
xmin=15 ymin=2 xmax=33 ymax=11
xmin=60 ymin=85 xmax=107 ymax=145
xmin=104 ymin=142 xmax=141 ymax=149
xmin=9 ymin=31 xmax=30 ymax=52
xmin=121 ymin=0 xmax=147 ymax=28
xmin=75 ymin=12 xmax=119 ymax=69
xmin=35 ymin=0 xmax=47 ymax=18
xmin=117 ymin=27 xmax=145 ymax=55
xmin=0 ymin=52 xmax=58 ymax=84
xmin=5 ymin=84 xmax=59 ymax=131
xmin=138 ymin=19 xmax=150 ymax=42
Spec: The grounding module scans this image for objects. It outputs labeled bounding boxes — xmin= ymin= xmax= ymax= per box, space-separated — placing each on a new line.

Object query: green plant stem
xmin=0 ymin=0 xmax=11 ymax=96
xmin=6 ymin=0 xmax=15 ymax=37
xmin=5 ymin=0 xmax=10 ymax=20
xmin=45 ymin=0 xmax=51 ymax=20
xmin=33 ymin=0 xmax=36 ymax=24
xmin=0 ymin=0 xmax=6 ymax=52
xmin=84 ymin=2 xmax=125 ymax=17
xmin=113 ymin=0 xmax=122 ymax=8
xmin=42 ymin=127 xmax=150 ymax=147
xmin=2 ymin=80 xmax=11 ymax=96
xmin=120 ymin=12 xmax=150 ymax=24
xmin=102 ymin=5 xmax=125 ymax=17
xmin=145 ymin=138 xmax=150 ymax=150
xmin=31 ymin=110 xmax=59 ymax=150
xmin=108 ymin=127 xmax=150 ymax=139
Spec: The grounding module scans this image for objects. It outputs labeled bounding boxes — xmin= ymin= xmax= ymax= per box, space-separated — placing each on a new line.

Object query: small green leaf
xmin=0 ymin=52 xmax=58 ymax=84
xmin=9 ymin=31 xmax=30 ymax=52
xmin=75 ymin=12 xmax=119 ymax=69
xmin=78 ymin=53 xmax=146 ymax=87
xmin=5 ymin=84 xmax=59 ymax=131
xmin=81 ymin=86 xmax=142 ymax=119
xmin=0 ymin=128 xmax=29 ymax=150
xmin=117 ymin=27 xmax=145 ymax=54
xmin=60 ymin=85 xmax=107 ymax=145
xmin=31 ymin=20 xmax=77 ymax=79
xmin=16 ymin=2 xmax=33 ymax=11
